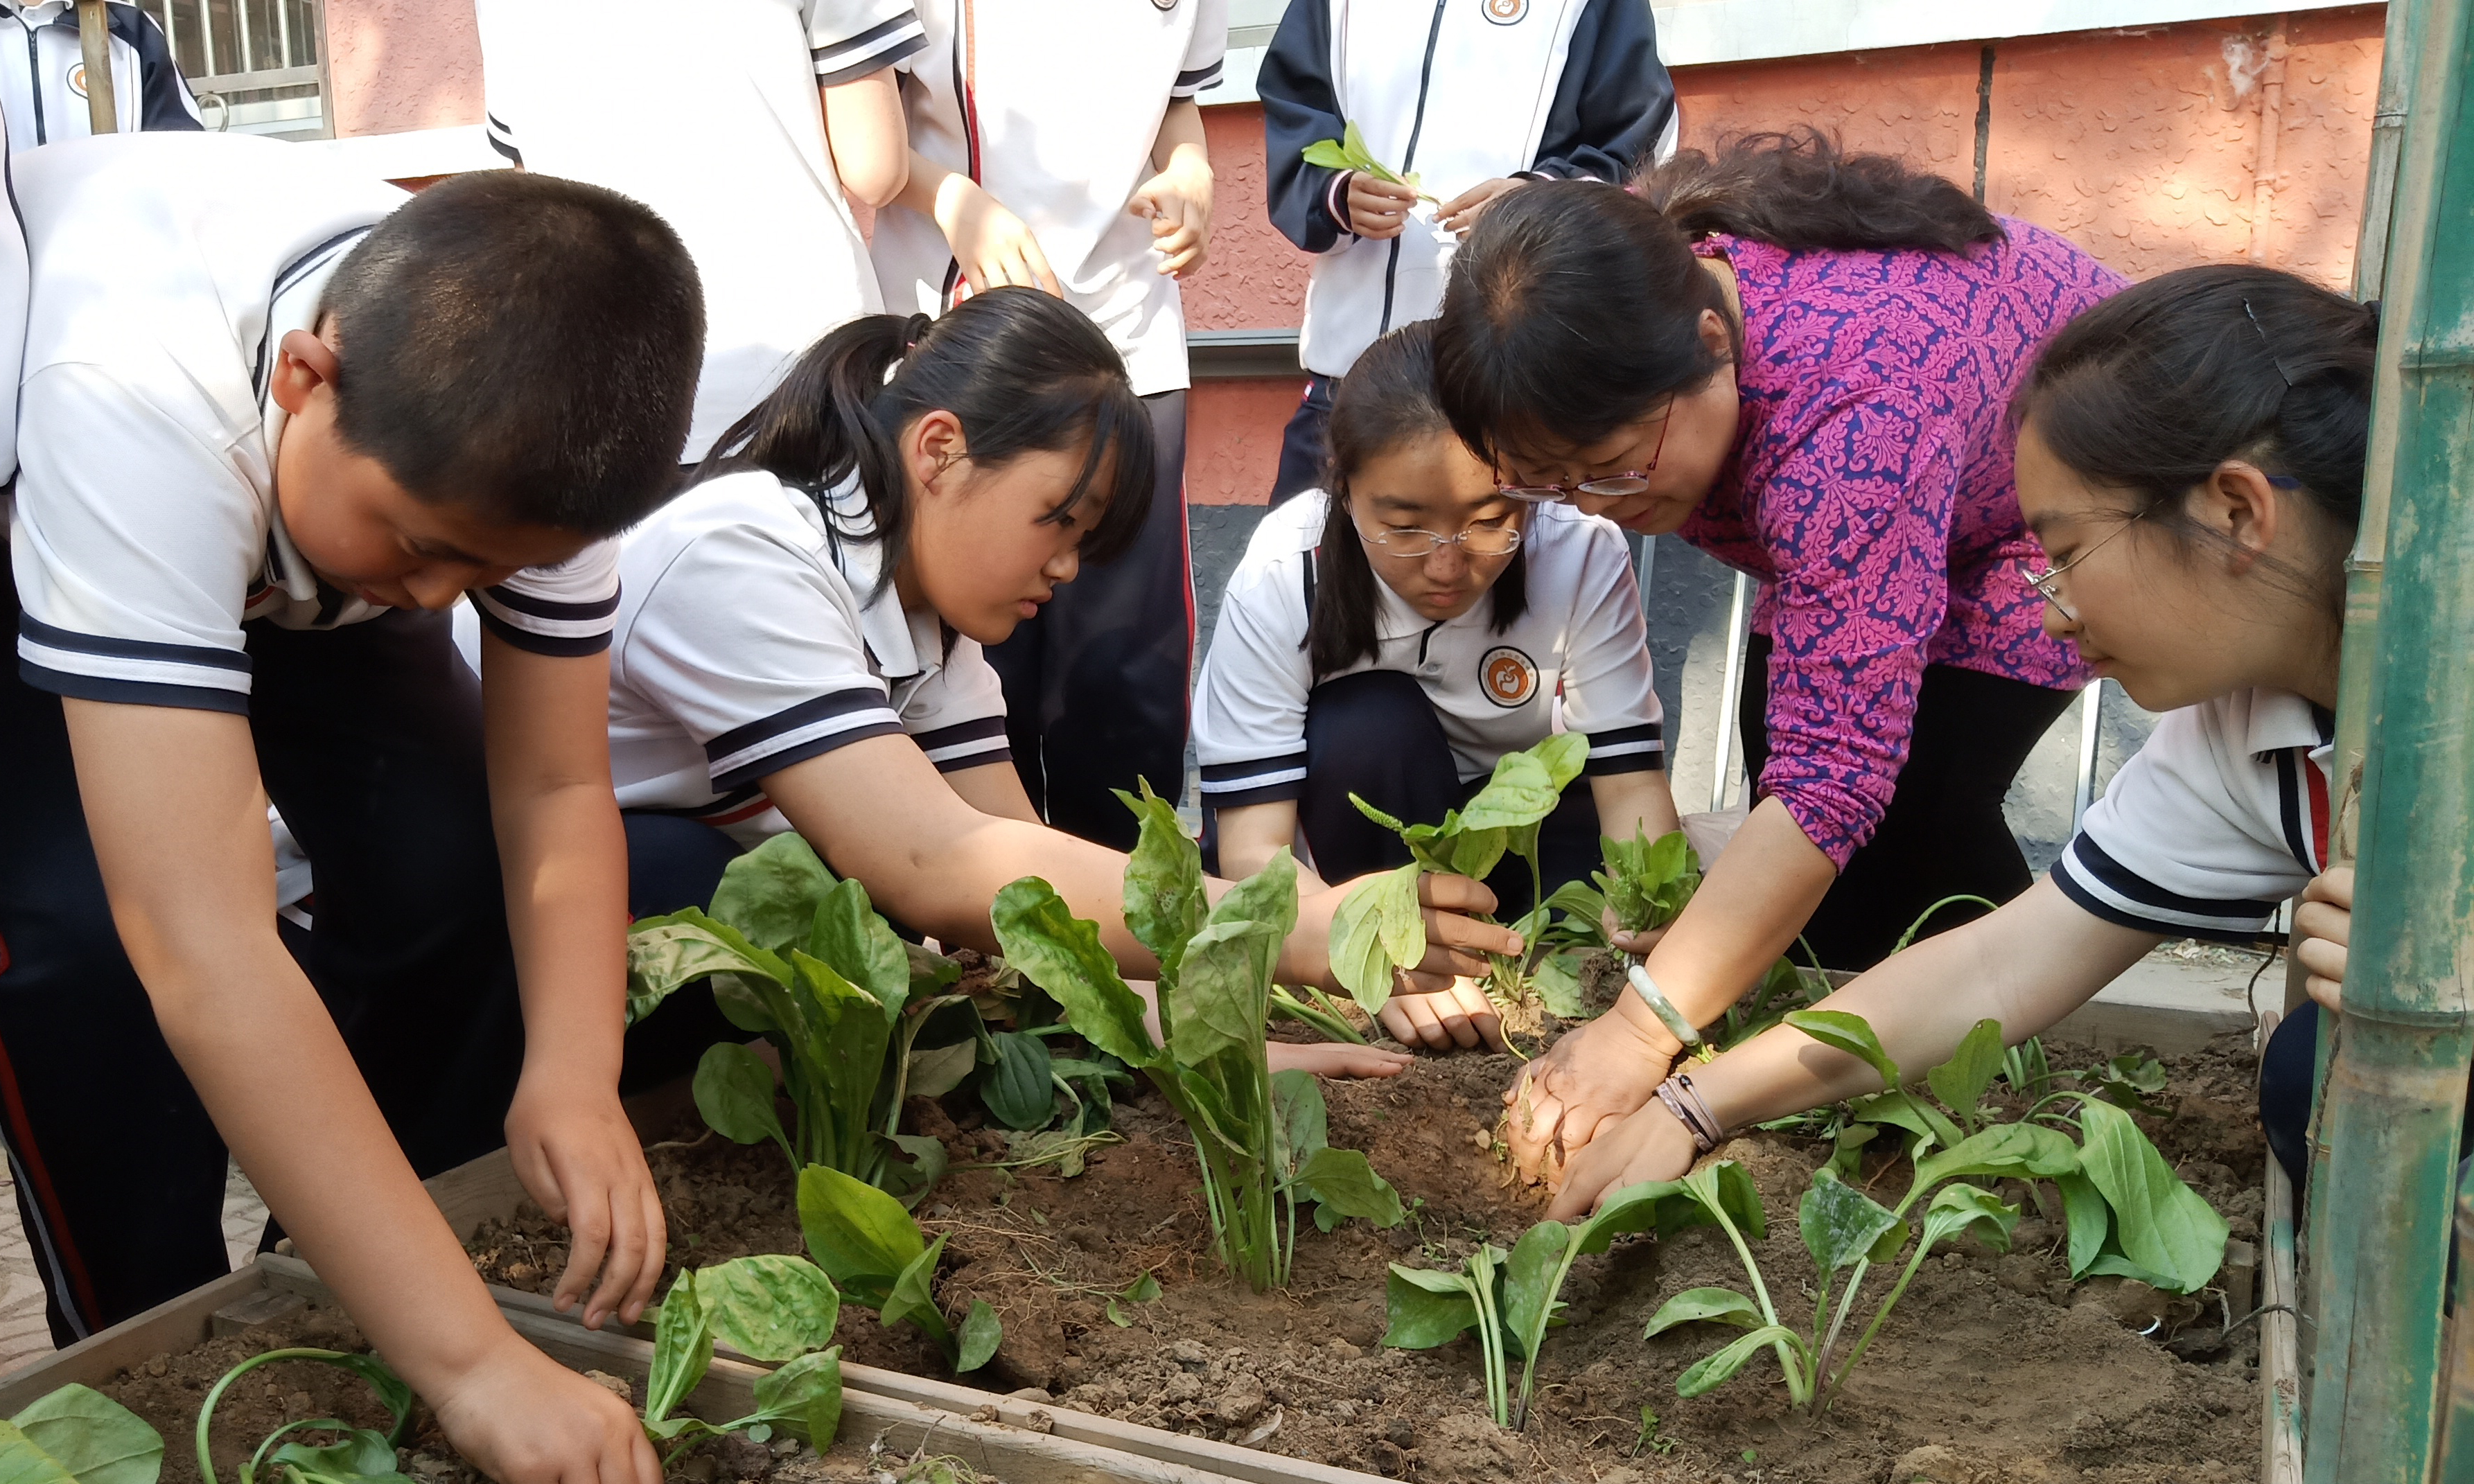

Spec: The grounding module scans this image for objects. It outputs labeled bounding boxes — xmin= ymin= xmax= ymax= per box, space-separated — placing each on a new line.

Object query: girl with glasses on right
xmin=1195 ymin=322 xmax=1678 ymax=1053
xmin=1528 ymin=263 xmax=2380 ymax=1214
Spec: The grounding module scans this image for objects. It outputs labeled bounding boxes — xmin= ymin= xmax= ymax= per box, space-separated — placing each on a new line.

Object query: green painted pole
xmin=2300 ymin=0 xmax=2474 ymax=1472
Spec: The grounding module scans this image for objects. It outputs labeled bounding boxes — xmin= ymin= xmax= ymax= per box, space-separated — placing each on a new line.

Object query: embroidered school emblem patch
xmin=1482 ymin=0 xmax=1528 ymax=23
xmin=1480 ymin=646 xmax=1538 ymax=707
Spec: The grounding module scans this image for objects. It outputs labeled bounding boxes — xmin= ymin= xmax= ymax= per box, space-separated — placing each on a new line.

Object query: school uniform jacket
xmin=870 ymin=0 xmax=1227 ymax=398
xmin=1194 ymin=489 xmax=1663 ymax=808
xmin=1260 ymin=0 xmax=1675 ymax=378
xmin=0 ymin=1 xmax=199 ymax=152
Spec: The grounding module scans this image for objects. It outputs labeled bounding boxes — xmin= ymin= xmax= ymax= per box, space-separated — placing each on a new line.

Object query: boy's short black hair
xmin=323 ymin=170 xmax=703 ymax=536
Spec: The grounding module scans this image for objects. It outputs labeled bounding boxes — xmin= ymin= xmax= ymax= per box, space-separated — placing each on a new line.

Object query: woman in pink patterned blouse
xmin=1427 ymin=132 xmax=2122 ymax=1181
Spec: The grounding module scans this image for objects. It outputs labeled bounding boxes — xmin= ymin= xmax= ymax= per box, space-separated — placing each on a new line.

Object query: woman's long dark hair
xmin=699 ymin=287 xmax=1154 ymax=585
xmin=2015 ymin=263 xmax=2377 ymax=616
xmin=1310 ymin=322 xmax=1526 ymax=679
xmin=1433 ymin=129 xmax=2002 ymax=466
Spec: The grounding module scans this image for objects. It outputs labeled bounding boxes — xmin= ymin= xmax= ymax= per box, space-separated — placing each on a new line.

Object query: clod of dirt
xmin=1894 ymin=1444 xmax=1971 ymax=1483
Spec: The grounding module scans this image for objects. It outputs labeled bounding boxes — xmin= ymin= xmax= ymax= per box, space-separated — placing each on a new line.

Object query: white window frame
xmin=134 ymin=0 xmax=329 ymax=140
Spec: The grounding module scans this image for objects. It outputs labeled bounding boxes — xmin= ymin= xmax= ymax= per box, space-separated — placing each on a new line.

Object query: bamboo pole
xmin=2439 ymin=1163 xmax=2474 ymax=1474
xmin=2299 ymin=0 xmax=2474 ymax=1470
xmin=71 ymin=0 xmax=114 ymax=134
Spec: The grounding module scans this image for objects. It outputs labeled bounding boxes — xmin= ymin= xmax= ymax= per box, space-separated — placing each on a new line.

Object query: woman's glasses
xmin=1498 ymin=400 xmax=1674 ymax=504
xmin=1353 ymin=518 xmax=1524 ymax=559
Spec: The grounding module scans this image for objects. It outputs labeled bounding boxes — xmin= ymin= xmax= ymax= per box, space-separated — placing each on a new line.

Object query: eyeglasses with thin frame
xmin=2020 ymin=470 xmax=2304 ymax=621
xmin=1351 ymin=513 xmax=1524 ymax=559
xmin=1497 ymin=400 xmax=1674 ymax=504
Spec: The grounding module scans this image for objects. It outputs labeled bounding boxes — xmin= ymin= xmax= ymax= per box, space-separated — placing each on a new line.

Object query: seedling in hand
xmin=1301 ymin=122 xmax=1439 ymax=204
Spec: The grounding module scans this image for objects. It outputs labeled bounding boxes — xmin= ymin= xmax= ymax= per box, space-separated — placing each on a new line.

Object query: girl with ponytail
xmin=1525 ymin=265 xmax=2387 ymax=1214
xmin=565 ymin=288 xmax=1516 ymax=1081
xmin=1426 ymin=131 xmax=2132 ymax=1178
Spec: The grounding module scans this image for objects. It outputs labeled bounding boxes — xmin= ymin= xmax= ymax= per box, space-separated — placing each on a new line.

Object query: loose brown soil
xmin=459 ymin=1023 xmax=2269 ymax=1484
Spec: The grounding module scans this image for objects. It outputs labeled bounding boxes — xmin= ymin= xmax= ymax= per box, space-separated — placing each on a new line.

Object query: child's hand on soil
xmin=1131 ymin=152 xmax=1214 ymax=278
xmin=2294 ymin=865 xmax=2353 ymax=1012
xmin=1543 ymin=1099 xmax=1698 ymax=1221
xmin=1267 ymin=1041 xmax=1414 ymax=1079
xmin=428 ymin=1333 xmax=662 ymax=1484
xmin=1378 ymin=980 xmax=1508 ymax=1052
xmin=1342 ymin=172 xmax=1417 ymax=240
xmin=1500 ymin=998 xmax=1680 ymax=1183
xmin=1437 ymin=177 xmax=1523 ymax=236
xmin=505 ymin=1077 xmax=667 ymax=1330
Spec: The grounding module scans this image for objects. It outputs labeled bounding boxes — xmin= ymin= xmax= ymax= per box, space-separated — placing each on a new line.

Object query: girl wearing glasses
xmin=1527 ymin=263 xmax=2375 ymax=1214
xmin=1196 ymin=323 xmax=1678 ymax=1051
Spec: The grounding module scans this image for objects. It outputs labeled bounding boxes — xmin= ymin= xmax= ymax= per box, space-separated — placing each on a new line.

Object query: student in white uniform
xmin=0 ymin=133 xmax=703 ymax=1484
xmin=475 ymin=0 xmax=924 ymax=460
xmin=1521 ymin=265 xmax=2378 ymax=1214
xmin=0 ymin=0 xmax=200 ymax=150
xmin=1197 ymin=323 xmax=1678 ymax=1050
xmin=872 ymin=0 xmax=1223 ymax=854
xmin=1256 ymin=0 xmax=1676 ymax=503
xmin=579 ymin=287 xmax=1516 ymax=1069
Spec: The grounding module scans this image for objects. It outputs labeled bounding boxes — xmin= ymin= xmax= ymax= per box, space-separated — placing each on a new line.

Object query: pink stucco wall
xmin=324 ymin=0 xmax=484 ymax=137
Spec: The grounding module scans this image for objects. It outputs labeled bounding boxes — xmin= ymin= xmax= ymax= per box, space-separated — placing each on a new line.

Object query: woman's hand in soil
xmin=1268 ymin=1040 xmax=1415 ymax=1079
xmin=430 ymin=1334 xmax=663 ymax=1484
xmin=1500 ymin=994 xmax=1681 ymax=1183
xmin=2295 ymin=866 xmax=2353 ymax=1013
xmin=1543 ymin=1100 xmax=1698 ymax=1221
xmin=1378 ymin=979 xmax=1509 ymax=1052
xmin=505 ymin=1077 xmax=667 ymax=1330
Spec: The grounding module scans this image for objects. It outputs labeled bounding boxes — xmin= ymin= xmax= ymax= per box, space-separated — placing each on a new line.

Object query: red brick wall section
xmin=1187 ymin=103 xmax=1312 ymax=333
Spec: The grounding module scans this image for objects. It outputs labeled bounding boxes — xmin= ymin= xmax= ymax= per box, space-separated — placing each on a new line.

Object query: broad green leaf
xmin=881 ymin=1235 xmax=954 ymax=1352
xmin=1798 ymin=1174 xmax=1902 ymax=1274
xmin=2056 ymin=1169 xmax=2111 ymax=1280
xmin=1271 ymin=1068 xmax=1329 ymax=1173
xmin=981 ymin=1032 xmax=1057 ymax=1131
xmin=710 ymin=833 xmax=837 ymax=956
xmin=1680 ymin=1161 xmax=1769 ymax=1242
xmin=1783 ymin=1009 xmax=1902 ymax=1090
xmin=1500 ymin=1221 xmax=1574 ymax=1360
xmin=1823 ymin=1123 xmax=1879 ymax=1183
xmin=1925 ymin=1019 xmax=2006 ymax=1128
xmin=1847 ymin=1088 xmax=1964 ymax=1153
xmin=1642 ymin=1287 xmax=1762 ymax=1338
xmin=807 ymin=879 xmax=912 ymax=1021
xmin=1918 ymin=1183 xmax=2019 ymax=1255
xmin=798 ymin=1164 xmax=926 ymax=1290
xmin=626 ymin=910 xmax=792 ymax=1026
xmin=692 ymin=1255 xmax=841 ymax=1362
xmin=1116 ymin=783 xmax=1207 ymax=975
xmin=1380 ymin=1266 xmax=1482 ymax=1349
xmin=2085 ymin=1251 xmax=2180 ymax=1287
xmin=904 ymin=1039 xmax=979 ymax=1101
xmin=1532 ymin=732 xmax=1589 ymax=790
xmin=955 ymin=1301 xmax=1002 ymax=1373
xmin=789 ymin=951 xmax=893 ymax=1171
xmin=10 ymin=1388 xmax=160 ymax=1484
xmin=1676 ymin=1325 xmax=1803 ymax=1399
xmin=905 ymin=942 xmax=963 ymax=999
xmin=263 ymin=1426 xmax=403 ymax=1484
xmin=1331 ymin=865 xmax=1423 ymax=1014
xmin=990 ymin=879 xmax=1158 ymax=1068
xmin=2074 ymin=1099 xmax=2227 ymax=1292
xmin=0 ymin=1420 xmax=82 ymax=1484
xmin=694 ymin=1043 xmax=788 ymax=1151
xmin=1457 ymin=749 xmax=1565 ymax=832
xmin=884 ymin=1132 xmax=949 ymax=1207
xmin=1914 ymin=1122 xmax=2080 ymax=1188
xmin=751 ymin=1348 xmax=843 ymax=1447
xmin=1207 ymin=845 xmax=1300 ymax=944
xmin=1168 ymin=921 xmax=1277 ymax=1068
xmin=1531 ymin=950 xmax=1590 ymax=1020
xmin=644 ymin=1269 xmax=715 ymax=1426
xmin=1299 ymin=139 xmax=1357 ymax=171
xmin=1295 ymin=1148 xmax=1403 ymax=1228
xmin=1445 ymin=826 xmax=1509 ymax=881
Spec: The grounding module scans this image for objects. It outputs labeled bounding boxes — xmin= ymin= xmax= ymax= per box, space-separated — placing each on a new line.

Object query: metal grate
xmin=134 ymin=0 xmax=326 ymax=139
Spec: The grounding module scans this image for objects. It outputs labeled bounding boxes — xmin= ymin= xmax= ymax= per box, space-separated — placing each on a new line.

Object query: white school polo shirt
xmin=8 ymin=133 xmax=621 ymax=715
xmin=1194 ymin=490 xmax=1663 ymax=807
xmin=871 ymin=0 xmax=1227 ymax=398
xmin=2051 ymin=688 xmax=2333 ymax=942
xmin=0 ymin=110 xmax=23 ymax=484
xmin=475 ymin=0 xmax=927 ymax=461
xmin=602 ymin=468 xmax=1012 ymax=845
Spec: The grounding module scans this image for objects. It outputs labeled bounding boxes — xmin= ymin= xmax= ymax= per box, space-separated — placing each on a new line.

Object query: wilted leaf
xmin=1918 ymin=1183 xmax=2019 ymax=1255
xmin=1642 ymin=1287 xmax=1762 ymax=1338
xmin=956 ymin=1301 xmax=1001 ymax=1372
xmin=1331 ymin=865 xmax=1423 ymax=1014
xmin=1675 ymin=1325 xmax=1802 ymax=1398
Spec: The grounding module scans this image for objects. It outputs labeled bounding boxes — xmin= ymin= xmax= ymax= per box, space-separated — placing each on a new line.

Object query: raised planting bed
xmin=461 ymin=1030 xmax=2276 ymax=1484
xmin=0 ymin=1250 xmax=1378 ymax=1484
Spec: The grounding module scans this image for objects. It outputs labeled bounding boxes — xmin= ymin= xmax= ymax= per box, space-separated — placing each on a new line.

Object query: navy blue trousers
xmin=1268 ymin=374 xmax=1336 ymax=508
xmin=2258 ymin=1001 xmax=2474 ymax=1199
xmin=617 ymin=813 xmax=749 ymax=1094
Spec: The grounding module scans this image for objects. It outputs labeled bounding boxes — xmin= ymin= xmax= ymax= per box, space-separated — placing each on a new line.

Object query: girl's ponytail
xmin=699 ymin=288 xmax=1155 ymax=585
xmin=1639 ymin=128 xmax=2003 ymax=254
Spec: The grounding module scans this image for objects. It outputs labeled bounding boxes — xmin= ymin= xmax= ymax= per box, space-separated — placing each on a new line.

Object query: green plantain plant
xmin=198 ymin=1351 xmax=415 ymax=1484
xmin=1327 ymin=734 xmax=1591 ymax=1023
xmin=797 ymin=1165 xmax=1001 ymax=1372
xmin=640 ymin=1255 xmax=849 ymax=1457
xmin=991 ymin=784 xmax=1403 ymax=1291
xmin=1299 ymin=121 xmax=1439 ymax=204
xmin=0 ymin=1386 xmax=161 ymax=1484
xmin=1644 ymin=1011 xmax=2229 ymax=1415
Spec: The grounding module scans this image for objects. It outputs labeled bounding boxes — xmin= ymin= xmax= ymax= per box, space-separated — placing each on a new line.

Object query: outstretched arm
xmin=820 ymin=67 xmax=909 ymax=209
xmin=1543 ymin=877 xmax=2163 ymax=1217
